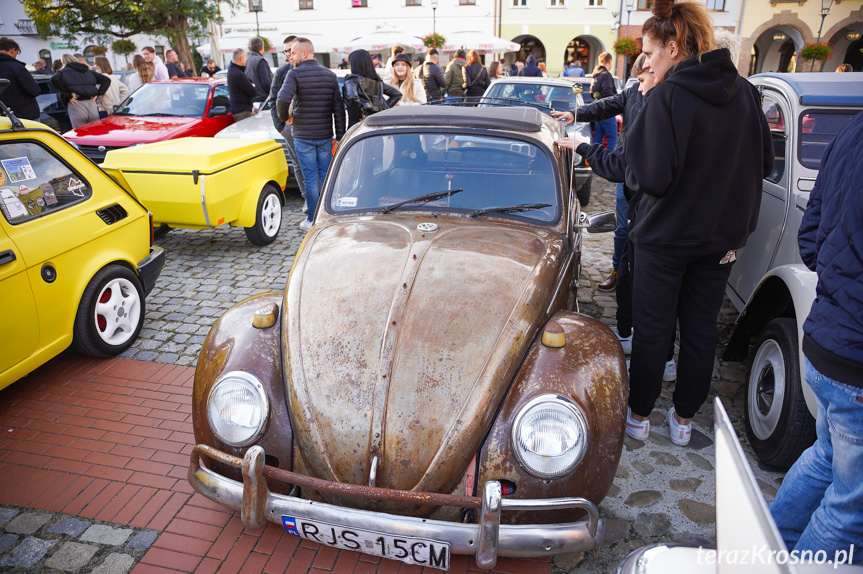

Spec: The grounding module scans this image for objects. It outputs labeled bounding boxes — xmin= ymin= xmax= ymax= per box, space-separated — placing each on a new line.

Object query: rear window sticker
xmin=67 ymin=177 xmax=86 ymax=197
xmin=0 ymin=168 xmax=6 ymax=186
xmin=0 ymin=187 xmax=27 ymax=219
xmin=39 ymin=183 xmax=57 ymax=205
xmin=337 ymin=197 xmax=358 ymax=207
xmin=1 ymin=157 xmax=37 ymax=183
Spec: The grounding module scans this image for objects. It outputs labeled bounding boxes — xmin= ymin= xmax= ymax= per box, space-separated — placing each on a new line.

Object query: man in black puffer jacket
xmin=277 ymin=37 xmax=345 ymax=232
xmin=0 ymin=37 xmax=41 ymax=121
xmin=269 ymin=35 xmax=306 ymax=209
xmin=246 ymin=37 xmax=273 ymax=104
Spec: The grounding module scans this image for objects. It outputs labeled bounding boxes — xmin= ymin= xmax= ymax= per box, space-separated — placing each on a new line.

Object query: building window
xmin=352 ymin=0 xmax=367 ymax=6
xmin=299 ymin=0 xmax=313 ymax=8
xmin=512 ymin=0 xmax=528 ymax=6
xmin=705 ymin=0 xmax=724 ymax=9
xmin=637 ymin=0 xmax=651 ymax=8
xmin=460 ymin=0 xmax=476 ymax=4
xmin=587 ymin=0 xmax=603 ymax=6
xmin=406 ymin=0 xmax=421 ymax=4
xmin=550 ymin=0 xmax=565 ymax=6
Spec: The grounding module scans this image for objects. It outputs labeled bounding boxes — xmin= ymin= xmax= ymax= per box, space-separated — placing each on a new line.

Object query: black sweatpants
xmin=628 ymin=246 xmax=735 ymax=419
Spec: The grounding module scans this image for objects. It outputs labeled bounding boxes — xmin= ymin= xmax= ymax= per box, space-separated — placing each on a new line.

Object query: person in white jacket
xmin=388 ymin=54 xmax=426 ymax=106
xmin=94 ymin=56 xmax=129 ymax=117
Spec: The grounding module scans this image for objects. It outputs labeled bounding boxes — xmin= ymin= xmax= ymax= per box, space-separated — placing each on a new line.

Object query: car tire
xmin=153 ymin=223 xmax=171 ymax=239
xmin=245 ymin=184 xmax=282 ymax=246
xmin=744 ymin=317 xmax=816 ymax=469
xmin=577 ymin=178 xmax=591 ymax=207
xmin=72 ymin=265 xmax=145 ymax=357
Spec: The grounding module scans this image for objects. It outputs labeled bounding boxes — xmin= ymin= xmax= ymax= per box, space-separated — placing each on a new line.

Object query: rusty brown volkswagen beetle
xmin=189 ymin=105 xmax=627 ymax=570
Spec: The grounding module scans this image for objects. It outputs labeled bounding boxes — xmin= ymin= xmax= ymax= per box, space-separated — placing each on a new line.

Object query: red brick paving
xmin=0 ymin=352 xmax=551 ymax=574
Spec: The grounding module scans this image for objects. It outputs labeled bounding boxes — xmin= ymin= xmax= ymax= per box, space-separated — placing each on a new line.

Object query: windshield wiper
xmin=380 ymin=189 xmax=464 ymax=214
xmin=146 ymin=112 xmax=182 ymax=117
xmin=470 ymin=203 xmax=552 ymax=218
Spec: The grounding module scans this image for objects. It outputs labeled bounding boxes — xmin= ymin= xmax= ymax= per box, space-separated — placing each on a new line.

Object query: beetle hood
xmin=282 ymin=217 xmax=565 ymax=508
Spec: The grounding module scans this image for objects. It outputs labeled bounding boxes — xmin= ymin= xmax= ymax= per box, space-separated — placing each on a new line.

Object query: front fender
xmin=723 ymin=264 xmax=817 ymax=415
xmin=477 ymin=311 xmax=627 ymax=524
xmin=193 ymin=291 xmax=294 ymax=490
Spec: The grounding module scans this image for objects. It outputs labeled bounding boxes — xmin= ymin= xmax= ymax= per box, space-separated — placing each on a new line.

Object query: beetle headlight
xmin=511 ymin=395 xmax=588 ymax=478
xmin=207 ymin=371 xmax=269 ymax=447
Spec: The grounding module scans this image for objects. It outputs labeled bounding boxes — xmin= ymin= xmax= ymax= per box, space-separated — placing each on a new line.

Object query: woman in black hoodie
xmin=576 ymin=0 xmax=773 ymax=446
xmin=342 ymin=49 xmax=401 ymax=129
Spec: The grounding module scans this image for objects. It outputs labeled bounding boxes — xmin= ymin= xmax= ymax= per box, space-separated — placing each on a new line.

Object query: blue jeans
xmin=293 ymin=137 xmax=333 ymax=223
xmin=445 ymin=95 xmax=464 ymax=105
xmin=613 ymin=182 xmax=629 ymax=269
xmin=281 ymin=126 xmax=307 ymax=200
xmin=769 ymin=357 xmax=863 ymax=563
xmin=592 ymin=117 xmax=618 ymax=151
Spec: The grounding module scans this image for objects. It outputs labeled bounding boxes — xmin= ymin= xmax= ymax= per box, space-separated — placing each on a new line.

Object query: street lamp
xmin=811 ymin=0 xmax=834 ymax=71
xmin=432 ymin=0 xmax=438 ymax=36
xmin=249 ymin=0 xmax=263 ymax=38
xmin=624 ymin=0 xmax=635 ymax=82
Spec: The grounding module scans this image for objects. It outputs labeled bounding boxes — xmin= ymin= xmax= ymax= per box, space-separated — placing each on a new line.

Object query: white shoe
xmin=667 ymin=407 xmax=692 ymax=446
xmin=612 ymin=327 xmax=632 ymax=354
xmin=663 ymin=359 xmax=677 ymax=382
xmin=299 ymin=219 xmax=312 ymax=231
xmin=625 ymin=407 xmax=649 ymax=441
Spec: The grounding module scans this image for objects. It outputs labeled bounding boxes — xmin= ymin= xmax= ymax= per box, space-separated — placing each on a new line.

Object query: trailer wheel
xmin=245 ymin=184 xmax=282 ymax=246
xmin=72 ymin=265 xmax=144 ymax=357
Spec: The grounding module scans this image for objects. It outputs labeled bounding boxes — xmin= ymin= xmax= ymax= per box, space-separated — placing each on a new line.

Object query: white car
xmin=723 ymin=72 xmax=863 ymax=469
xmin=214 ymin=100 xmax=293 ymax=186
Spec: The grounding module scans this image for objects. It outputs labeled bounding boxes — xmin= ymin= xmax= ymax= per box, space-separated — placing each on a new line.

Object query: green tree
xmin=22 ymin=0 xmax=238 ymax=75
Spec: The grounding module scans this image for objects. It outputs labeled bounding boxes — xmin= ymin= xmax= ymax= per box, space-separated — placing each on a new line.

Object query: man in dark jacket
xmin=0 ymin=37 xmax=41 ymax=121
xmin=227 ymin=49 xmax=256 ymax=121
xmin=518 ymin=55 xmax=543 ymax=77
xmin=277 ymin=37 xmax=345 ymax=231
xmin=246 ymin=37 xmax=273 ymax=104
xmin=769 ymin=111 xmax=863 ymax=563
xmin=51 ymin=56 xmax=110 ymax=128
xmin=165 ymin=50 xmax=182 ymax=79
xmin=269 ymin=36 xmax=306 ymax=209
xmin=418 ymin=49 xmax=446 ymax=103
xmin=444 ymin=50 xmax=467 ymax=103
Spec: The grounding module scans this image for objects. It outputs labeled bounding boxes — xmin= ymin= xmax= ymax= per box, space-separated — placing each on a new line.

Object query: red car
xmin=64 ymin=78 xmax=235 ymax=162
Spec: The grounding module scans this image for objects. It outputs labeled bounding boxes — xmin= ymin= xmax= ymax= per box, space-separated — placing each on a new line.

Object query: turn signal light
xmin=252 ymin=302 xmax=278 ymax=329
xmin=541 ymin=321 xmax=566 ymax=348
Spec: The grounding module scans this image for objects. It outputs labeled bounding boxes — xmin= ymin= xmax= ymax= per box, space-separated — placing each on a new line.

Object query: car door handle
xmin=0 ymin=249 xmax=16 ymax=266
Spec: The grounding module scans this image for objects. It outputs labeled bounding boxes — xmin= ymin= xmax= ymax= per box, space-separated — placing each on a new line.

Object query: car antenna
xmin=0 ymin=79 xmax=26 ymax=132
xmin=569 ymin=83 xmax=583 ymax=198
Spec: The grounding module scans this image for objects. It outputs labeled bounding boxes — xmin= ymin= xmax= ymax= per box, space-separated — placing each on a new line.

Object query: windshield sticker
xmin=0 ymin=187 xmax=28 ymax=219
xmin=40 ymin=183 xmax=57 ymax=205
xmin=0 ymin=157 xmax=37 ymax=183
xmin=67 ymin=177 xmax=87 ymax=197
xmin=336 ymin=197 xmax=358 ymax=207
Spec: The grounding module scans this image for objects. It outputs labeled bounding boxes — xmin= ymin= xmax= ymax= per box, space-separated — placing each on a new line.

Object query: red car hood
xmin=65 ymin=115 xmax=203 ymax=147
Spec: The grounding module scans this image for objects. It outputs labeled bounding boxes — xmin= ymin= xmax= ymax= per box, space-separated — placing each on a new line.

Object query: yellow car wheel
xmin=245 ymin=184 xmax=283 ymax=246
xmin=72 ymin=264 xmax=145 ymax=357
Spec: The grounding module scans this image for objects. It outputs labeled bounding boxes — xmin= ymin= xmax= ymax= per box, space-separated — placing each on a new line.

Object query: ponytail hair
xmin=642 ymin=0 xmax=715 ymax=59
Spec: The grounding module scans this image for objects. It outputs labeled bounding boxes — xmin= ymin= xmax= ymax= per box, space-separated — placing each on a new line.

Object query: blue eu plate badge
xmin=282 ymin=516 xmax=300 ymax=537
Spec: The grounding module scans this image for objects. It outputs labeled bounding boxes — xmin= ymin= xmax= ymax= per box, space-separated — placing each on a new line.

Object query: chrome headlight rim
xmin=206 ymin=371 xmax=270 ymax=448
xmin=510 ymin=394 xmax=589 ymax=479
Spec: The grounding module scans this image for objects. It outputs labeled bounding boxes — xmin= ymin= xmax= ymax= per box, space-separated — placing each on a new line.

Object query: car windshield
xmin=329 ymin=132 xmax=559 ymax=222
xmin=483 ymin=82 xmax=593 ymax=111
xmin=114 ymin=83 xmax=211 ymax=117
xmin=798 ymin=110 xmax=858 ymax=170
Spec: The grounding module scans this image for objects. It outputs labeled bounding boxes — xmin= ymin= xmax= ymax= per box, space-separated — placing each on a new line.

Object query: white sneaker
xmin=667 ymin=407 xmax=692 ymax=446
xmin=663 ymin=359 xmax=677 ymax=382
xmin=612 ymin=327 xmax=632 ymax=354
xmin=299 ymin=219 xmax=312 ymax=231
xmin=625 ymin=407 xmax=649 ymax=441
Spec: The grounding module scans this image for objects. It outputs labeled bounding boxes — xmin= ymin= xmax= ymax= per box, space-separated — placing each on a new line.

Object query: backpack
xmin=356 ymin=77 xmax=388 ymax=118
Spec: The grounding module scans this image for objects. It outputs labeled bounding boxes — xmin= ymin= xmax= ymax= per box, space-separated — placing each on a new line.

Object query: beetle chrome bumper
xmin=189 ymin=444 xmax=604 ymax=569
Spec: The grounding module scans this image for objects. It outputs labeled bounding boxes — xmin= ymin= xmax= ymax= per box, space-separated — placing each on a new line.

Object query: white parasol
xmin=439 ymin=31 xmax=521 ymax=54
xmin=335 ymin=27 xmax=425 ymax=54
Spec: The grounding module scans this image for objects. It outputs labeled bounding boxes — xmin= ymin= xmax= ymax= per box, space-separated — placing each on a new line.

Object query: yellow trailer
xmin=102 ymin=137 xmax=288 ymax=245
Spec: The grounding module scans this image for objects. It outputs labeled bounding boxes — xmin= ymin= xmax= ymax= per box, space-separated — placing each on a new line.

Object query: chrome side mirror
xmin=577 ymin=211 xmax=616 ymax=234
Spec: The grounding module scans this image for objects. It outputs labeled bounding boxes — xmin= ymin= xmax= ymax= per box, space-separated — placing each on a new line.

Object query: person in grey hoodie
xmin=246 ymin=37 xmax=273 ymax=104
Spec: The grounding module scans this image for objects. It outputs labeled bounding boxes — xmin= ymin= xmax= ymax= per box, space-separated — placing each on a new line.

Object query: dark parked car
xmin=188 ymin=106 xmax=625 ymax=570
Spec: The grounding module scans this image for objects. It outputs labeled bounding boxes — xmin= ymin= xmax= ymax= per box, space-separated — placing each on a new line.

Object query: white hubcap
xmin=94 ymin=277 xmax=141 ymax=346
xmin=748 ymin=339 xmax=786 ymax=440
xmin=261 ymin=194 xmax=282 ymax=237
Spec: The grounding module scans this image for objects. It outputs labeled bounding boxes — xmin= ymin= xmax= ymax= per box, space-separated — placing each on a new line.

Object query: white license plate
xmin=282 ymin=515 xmax=451 ymax=570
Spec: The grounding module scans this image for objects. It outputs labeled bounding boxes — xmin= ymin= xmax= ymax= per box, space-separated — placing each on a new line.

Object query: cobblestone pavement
xmin=1 ymin=178 xmax=787 ymax=572
xmin=0 ymin=506 xmax=157 ymax=572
